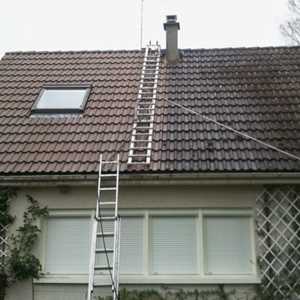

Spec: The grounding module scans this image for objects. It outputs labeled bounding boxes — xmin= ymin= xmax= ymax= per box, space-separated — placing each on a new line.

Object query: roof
xmin=0 ymin=46 xmax=300 ymax=175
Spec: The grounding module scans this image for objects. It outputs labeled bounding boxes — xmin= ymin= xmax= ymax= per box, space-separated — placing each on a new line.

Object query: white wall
xmin=5 ymin=183 xmax=261 ymax=300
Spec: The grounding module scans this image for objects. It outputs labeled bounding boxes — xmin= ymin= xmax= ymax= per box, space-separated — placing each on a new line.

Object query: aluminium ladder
xmin=87 ymin=154 xmax=121 ymax=300
xmin=128 ymin=42 xmax=161 ymax=164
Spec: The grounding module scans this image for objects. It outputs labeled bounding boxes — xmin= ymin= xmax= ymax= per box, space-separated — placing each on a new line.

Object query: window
xmin=150 ymin=216 xmax=197 ymax=274
xmin=43 ymin=209 xmax=257 ymax=283
xmin=45 ymin=217 xmax=92 ymax=274
xmin=120 ymin=217 xmax=144 ymax=274
xmin=203 ymin=216 xmax=253 ymax=275
xmin=32 ymin=85 xmax=90 ymax=113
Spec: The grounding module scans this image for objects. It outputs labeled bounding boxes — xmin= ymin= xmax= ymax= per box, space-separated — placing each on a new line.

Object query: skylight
xmin=32 ymin=85 xmax=90 ymax=113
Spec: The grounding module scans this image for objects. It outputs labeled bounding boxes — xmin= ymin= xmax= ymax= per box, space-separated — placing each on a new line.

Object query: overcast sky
xmin=0 ymin=0 xmax=290 ymax=58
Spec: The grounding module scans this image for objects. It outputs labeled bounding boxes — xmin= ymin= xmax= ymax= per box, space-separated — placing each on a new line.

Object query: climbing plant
xmin=97 ymin=285 xmax=299 ymax=300
xmin=0 ymin=188 xmax=48 ymax=300
xmin=97 ymin=286 xmax=237 ymax=300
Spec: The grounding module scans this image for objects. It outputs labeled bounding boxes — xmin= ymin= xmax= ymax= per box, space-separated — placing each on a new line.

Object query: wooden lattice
xmin=256 ymin=186 xmax=300 ymax=296
xmin=0 ymin=222 xmax=9 ymax=269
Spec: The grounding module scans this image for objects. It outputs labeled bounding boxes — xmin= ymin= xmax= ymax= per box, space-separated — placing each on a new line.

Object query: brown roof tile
xmin=0 ymin=47 xmax=300 ymax=174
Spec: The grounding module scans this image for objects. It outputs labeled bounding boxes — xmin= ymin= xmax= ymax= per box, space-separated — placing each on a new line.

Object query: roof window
xmin=32 ymin=85 xmax=90 ymax=113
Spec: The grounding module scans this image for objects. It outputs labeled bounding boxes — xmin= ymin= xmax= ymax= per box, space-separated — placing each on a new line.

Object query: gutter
xmin=0 ymin=172 xmax=300 ymax=187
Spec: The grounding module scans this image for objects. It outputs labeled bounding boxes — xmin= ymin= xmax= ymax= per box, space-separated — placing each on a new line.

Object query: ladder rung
xmin=142 ymin=69 xmax=158 ymax=72
xmin=135 ymin=113 xmax=153 ymax=117
xmin=130 ymin=146 xmax=151 ymax=150
xmin=93 ymin=284 xmax=113 ymax=288
xmin=97 ymin=232 xmax=114 ymax=237
xmin=101 ymin=160 xmax=118 ymax=164
xmin=100 ymin=187 xmax=117 ymax=191
xmin=128 ymin=161 xmax=149 ymax=165
xmin=96 ymin=216 xmax=117 ymax=221
xmin=134 ymin=126 xmax=152 ymax=129
xmin=136 ymin=107 xmax=155 ymax=110
xmin=96 ymin=248 xmax=114 ymax=253
xmin=129 ymin=154 xmax=151 ymax=157
xmin=131 ymin=139 xmax=152 ymax=142
xmin=99 ymin=202 xmax=116 ymax=205
xmin=132 ymin=133 xmax=152 ymax=137
xmin=141 ymin=76 xmax=156 ymax=79
xmin=101 ymin=174 xmax=117 ymax=177
xmin=94 ymin=266 xmax=113 ymax=271
xmin=137 ymin=102 xmax=154 ymax=105
xmin=136 ymin=106 xmax=155 ymax=110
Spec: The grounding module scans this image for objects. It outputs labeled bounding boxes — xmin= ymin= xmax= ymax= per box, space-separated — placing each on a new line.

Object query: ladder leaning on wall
xmin=87 ymin=154 xmax=121 ymax=300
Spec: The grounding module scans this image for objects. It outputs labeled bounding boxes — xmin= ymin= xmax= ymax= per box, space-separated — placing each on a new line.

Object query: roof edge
xmin=0 ymin=172 xmax=300 ymax=187
xmin=4 ymin=44 xmax=300 ymax=56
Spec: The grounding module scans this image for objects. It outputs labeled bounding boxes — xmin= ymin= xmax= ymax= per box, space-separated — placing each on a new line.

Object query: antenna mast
xmin=140 ymin=0 xmax=144 ymax=49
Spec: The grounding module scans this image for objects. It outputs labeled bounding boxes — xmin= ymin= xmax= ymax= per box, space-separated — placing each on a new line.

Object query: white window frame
xmin=40 ymin=210 xmax=94 ymax=277
xmin=37 ymin=208 xmax=259 ymax=285
xmin=31 ymin=84 xmax=91 ymax=114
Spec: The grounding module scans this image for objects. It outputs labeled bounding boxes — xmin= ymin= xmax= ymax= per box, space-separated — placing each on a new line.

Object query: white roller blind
xmin=45 ymin=217 xmax=91 ymax=274
xmin=120 ymin=217 xmax=144 ymax=274
xmin=204 ymin=216 xmax=252 ymax=275
xmin=150 ymin=216 xmax=197 ymax=274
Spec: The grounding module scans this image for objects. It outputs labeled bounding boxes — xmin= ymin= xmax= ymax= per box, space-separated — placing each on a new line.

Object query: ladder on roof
xmin=87 ymin=154 xmax=121 ymax=300
xmin=128 ymin=42 xmax=161 ymax=164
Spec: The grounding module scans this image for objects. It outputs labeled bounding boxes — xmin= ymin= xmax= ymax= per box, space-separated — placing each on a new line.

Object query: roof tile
xmin=0 ymin=47 xmax=300 ymax=174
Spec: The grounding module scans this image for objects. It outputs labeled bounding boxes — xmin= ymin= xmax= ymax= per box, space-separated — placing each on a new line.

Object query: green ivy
xmin=97 ymin=286 xmax=236 ymax=300
xmin=8 ymin=195 xmax=48 ymax=281
xmin=0 ymin=189 xmax=48 ymax=300
xmin=0 ymin=188 xmax=16 ymax=228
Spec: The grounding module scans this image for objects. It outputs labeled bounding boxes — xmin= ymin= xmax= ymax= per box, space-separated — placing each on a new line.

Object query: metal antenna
xmin=140 ymin=0 xmax=144 ymax=49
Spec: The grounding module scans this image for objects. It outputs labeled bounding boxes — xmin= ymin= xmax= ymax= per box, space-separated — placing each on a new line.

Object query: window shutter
xmin=45 ymin=217 xmax=91 ymax=274
xmin=204 ymin=216 xmax=252 ymax=275
xmin=120 ymin=217 xmax=144 ymax=274
xmin=150 ymin=216 xmax=197 ymax=274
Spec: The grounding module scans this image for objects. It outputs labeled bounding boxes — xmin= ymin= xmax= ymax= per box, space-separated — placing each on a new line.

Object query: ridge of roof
xmin=4 ymin=45 xmax=300 ymax=56
xmin=4 ymin=49 xmax=143 ymax=56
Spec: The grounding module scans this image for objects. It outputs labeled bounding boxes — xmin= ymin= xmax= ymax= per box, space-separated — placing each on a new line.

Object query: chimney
xmin=164 ymin=15 xmax=180 ymax=63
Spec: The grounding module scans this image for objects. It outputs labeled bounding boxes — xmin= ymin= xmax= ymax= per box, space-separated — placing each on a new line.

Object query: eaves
xmin=0 ymin=172 xmax=300 ymax=187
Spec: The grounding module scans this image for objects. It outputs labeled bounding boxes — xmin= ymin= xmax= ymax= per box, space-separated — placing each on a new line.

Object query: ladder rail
xmin=96 ymin=154 xmax=102 ymax=220
xmin=112 ymin=154 xmax=120 ymax=300
xmin=87 ymin=219 xmax=97 ymax=300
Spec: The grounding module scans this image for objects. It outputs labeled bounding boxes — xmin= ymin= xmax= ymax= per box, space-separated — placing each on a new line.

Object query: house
xmin=1 ymin=15 xmax=300 ymax=300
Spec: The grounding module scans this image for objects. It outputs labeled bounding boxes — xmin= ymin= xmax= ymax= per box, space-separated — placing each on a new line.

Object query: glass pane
xmin=150 ymin=216 xmax=197 ymax=274
xmin=36 ymin=89 xmax=87 ymax=109
xmin=204 ymin=216 xmax=252 ymax=275
xmin=45 ymin=217 xmax=91 ymax=274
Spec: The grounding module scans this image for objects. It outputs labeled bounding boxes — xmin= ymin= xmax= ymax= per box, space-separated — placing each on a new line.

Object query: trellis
xmin=256 ymin=186 xmax=300 ymax=296
xmin=0 ymin=221 xmax=8 ymax=269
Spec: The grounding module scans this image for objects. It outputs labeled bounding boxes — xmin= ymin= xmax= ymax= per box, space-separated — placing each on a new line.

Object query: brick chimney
xmin=164 ymin=15 xmax=180 ymax=63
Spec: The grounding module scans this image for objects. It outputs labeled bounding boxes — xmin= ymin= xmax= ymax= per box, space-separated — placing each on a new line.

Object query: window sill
xmin=35 ymin=274 xmax=261 ymax=285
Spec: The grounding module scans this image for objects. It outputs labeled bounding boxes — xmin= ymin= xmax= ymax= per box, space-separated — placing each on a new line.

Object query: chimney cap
xmin=164 ymin=15 xmax=180 ymax=30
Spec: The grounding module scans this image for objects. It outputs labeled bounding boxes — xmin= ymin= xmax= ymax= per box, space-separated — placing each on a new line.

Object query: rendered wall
xmin=5 ymin=184 xmax=261 ymax=300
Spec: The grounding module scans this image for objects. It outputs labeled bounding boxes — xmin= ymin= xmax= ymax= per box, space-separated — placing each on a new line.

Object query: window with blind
xmin=150 ymin=216 xmax=197 ymax=274
xmin=120 ymin=217 xmax=144 ymax=274
xmin=45 ymin=217 xmax=92 ymax=274
xmin=43 ymin=210 xmax=256 ymax=280
xmin=203 ymin=216 xmax=253 ymax=275
xmin=44 ymin=215 xmax=144 ymax=275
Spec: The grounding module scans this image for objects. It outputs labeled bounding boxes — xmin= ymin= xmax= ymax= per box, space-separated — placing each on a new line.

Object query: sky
xmin=0 ymin=0 xmax=290 ymax=58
